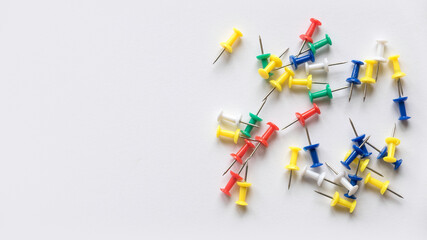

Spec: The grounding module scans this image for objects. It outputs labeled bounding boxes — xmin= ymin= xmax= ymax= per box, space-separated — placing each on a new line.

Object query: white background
xmin=0 ymin=0 xmax=426 ymax=239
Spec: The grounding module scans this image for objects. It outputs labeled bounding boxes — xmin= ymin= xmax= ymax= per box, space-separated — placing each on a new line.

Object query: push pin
xmin=364 ymin=172 xmax=404 ymax=199
xmin=256 ymin=35 xmax=272 ymax=77
xmin=236 ymin=164 xmax=251 ymax=206
xmin=347 ymin=60 xmax=364 ymax=102
xmin=383 ymin=124 xmax=400 ymax=163
xmin=256 ymin=36 xmax=289 ymax=79
xmin=314 ymin=191 xmax=357 ymax=213
xmin=281 ymin=103 xmax=321 ymax=131
xmin=340 ymin=135 xmax=371 ymax=170
xmin=288 ymin=75 xmax=327 ymax=90
xmin=213 ymin=28 xmax=243 ymax=64
xmin=393 ymin=79 xmax=411 ymax=120
xmin=220 ymin=170 xmax=242 ymax=196
xmin=262 ymin=67 xmax=295 ymax=100
xmin=361 ymin=59 xmax=378 ymax=102
xmin=389 ymin=55 xmax=406 ymax=80
xmin=216 ymin=125 xmax=242 ymax=144
xmin=348 ymin=118 xmax=388 ymax=161
xmin=296 ymin=18 xmax=322 ymax=56
xmin=240 ymin=99 xmax=267 ymax=138
xmin=258 ymin=55 xmax=282 ymax=79
xmin=300 ymin=34 xmax=332 ymax=55
xmin=216 ymin=125 xmax=259 ymax=144
xmin=303 ymin=126 xmax=323 ymax=168
xmin=325 ymin=162 xmax=359 ymax=196
xmin=302 ymin=166 xmax=342 ymax=187
xmin=308 ymin=84 xmax=350 ymax=102
xmin=237 ymin=122 xmax=279 ymax=173
xmin=289 ymin=51 xmax=315 ymax=70
xmin=274 ymin=50 xmax=315 ymax=71
xmin=389 ymin=55 xmax=406 ymax=99
xmin=372 ymin=40 xmax=387 ymax=84
xmin=217 ymin=110 xmax=259 ymax=128
xmin=345 ymin=151 xmax=384 ymax=177
xmin=222 ymin=139 xmax=255 ymax=176
xmin=351 ymin=134 xmax=372 ymax=158
xmin=305 ymin=58 xmax=347 ymax=75
xmin=286 ymin=146 xmax=301 ymax=190
xmin=361 ymin=123 xmax=402 ymax=169
xmin=345 ymin=160 xmax=363 ymax=199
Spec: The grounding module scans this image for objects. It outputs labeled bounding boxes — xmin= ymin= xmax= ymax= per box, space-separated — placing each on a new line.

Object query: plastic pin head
xmin=388 ymin=55 xmax=406 ymax=79
xmin=299 ymin=18 xmax=322 ymax=43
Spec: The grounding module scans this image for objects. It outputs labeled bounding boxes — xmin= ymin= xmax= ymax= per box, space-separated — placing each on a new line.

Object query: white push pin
xmin=334 ymin=171 xmax=359 ymax=196
xmin=302 ymin=166 xmax=326 ymax=186
xmin=304 ymin=58 xmax=347 ymax=75
xmin=302 ymin=165 xmax=341 ymax=187
xmin=373 ymin=40 xmax=387 ymax=63
xmin=325 ymin=162 xmax=359 ymax=196
xmin=217 ymin=109 xmax=259 ymax=128
xmin=372 ymin=40 xmax=387 ymax=81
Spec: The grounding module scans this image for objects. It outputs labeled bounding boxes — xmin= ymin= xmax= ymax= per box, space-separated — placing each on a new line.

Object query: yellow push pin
xmin=383 ymin=124 xmax=400 ymax=163
xmin=364 ymin=172 xmax=404 ymax=199
xmin=389 ymin=55 xmax=406 ymax=99
xmin=258 ymin=55 xmax=282 ymax=79
xmin=314 ymin=191 xmax=357 ymax=213
xmin=262 ymin=67 xmax=295 ymax=100
xmin=270 ymin=67 xmax=295 ymax=92
xmin=361 ymin=59 xmax=378 ymax=102
xmin=389 ymin=55 xmax=406 ymax=80
xmin=289 ymin=75 xmax=312 ymax=89
xmin=216 ymin=125 xmax=240 ymax=144
xmin=285 ymin=146 xmax=301 ymax=190
xmin=236 ymin=163 xmax=251 ymax=206
xmin=288 ymin=75 xmax=327 ymax=90
xmin=213 ymin=28 xmax=243 ymax=64
xmin=345 ymin=150 xmax=383 ymax=177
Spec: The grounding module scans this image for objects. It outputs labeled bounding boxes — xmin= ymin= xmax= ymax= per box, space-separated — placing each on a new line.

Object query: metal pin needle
xmin=314 ymin=190 xmax=333 ymax=200
xmin=213 ymin=48 xmax=225 ymax=65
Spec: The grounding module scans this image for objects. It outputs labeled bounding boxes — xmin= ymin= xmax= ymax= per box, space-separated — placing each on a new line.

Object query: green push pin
xmin=257 ymin=35 xmax=289 ymax=78
xmin=257 ymin=35 xmax=273 ymax=78
xmin=241 ymin=113 xmax=263 ymax=137
xmin=240 ymin=99 xmax=266 ymax=137
xmin=308 ymin=84 xmax=349 ymax=102
xmin=301 ymin=34 xmax=332 ymax=55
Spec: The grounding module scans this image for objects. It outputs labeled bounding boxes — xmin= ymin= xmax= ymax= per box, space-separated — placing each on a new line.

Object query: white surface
xmin=0 ymin=0 xmax=426 ymax=239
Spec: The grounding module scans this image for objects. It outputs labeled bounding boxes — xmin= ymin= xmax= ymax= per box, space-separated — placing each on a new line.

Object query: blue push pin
xmin=393 ymin=80 xmax=410 ymax=120
xmin=351 ymin=134 xmax=372 ymax=158
xmin=346 ymin=60 xmax=364 ymax=102
xmin=341 ymin=136 xmax=370 ymax=170
xmin=345 ymin=155 xmax=364 ymax=199
xmin=303 ymin=126 xmax=323 ymax=168
xmin=377 ymin=146 xmax=388 ymax=159
xmin=344 ymin=174 xmax=363 ymax=199
xmin=393 ymin=97 xmax=410 ymax=120
xmin=348 ymin=118 xmax=400 ymax=170
xmin=393 ymin=159 xmax=403 ymax=170
xmin=289 ymin=50 xmax=315 ymax=70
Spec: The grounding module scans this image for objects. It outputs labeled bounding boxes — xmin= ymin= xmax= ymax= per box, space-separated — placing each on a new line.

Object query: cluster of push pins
xmin=214 ymin=18 xmax=409 ymax=213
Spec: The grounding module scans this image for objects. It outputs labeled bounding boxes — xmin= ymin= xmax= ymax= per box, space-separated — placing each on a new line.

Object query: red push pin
xmin=222 ymin=139 xmax=255 ymax=176
xmin=237 ymin=122 xmax=279 ymax=174
xmin=255 ymin=122 xmax=279 ymax=147
xmin=297 ymin=18 xmax=322 ymax=56
xmin=231 ymin=139 xmax=255 ymax=164
xmin=220 ymin=170 xmax=243 ymax=196
xmin=223 ymin=122 xmax=279 ymax=176
xmin=281 ymin=103 xmax=321 ymax=130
